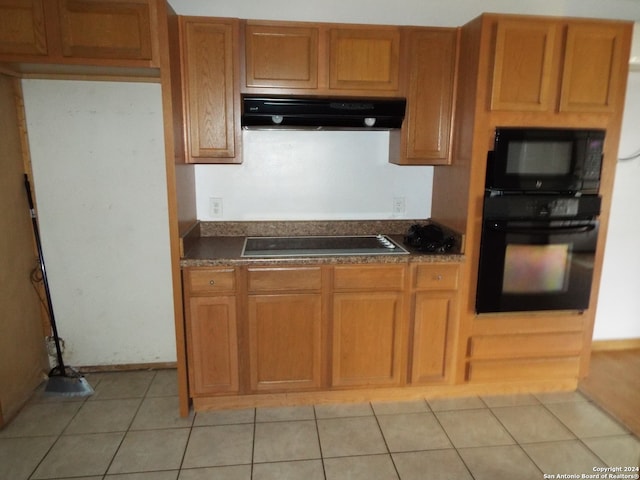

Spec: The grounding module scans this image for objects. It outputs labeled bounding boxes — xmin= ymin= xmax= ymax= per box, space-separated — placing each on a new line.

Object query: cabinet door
xmin=244 ymin=23 xmax=318 ymax=90
xmin=410 ymin=292 xmax=456 ymax=384
xmin=248 ymin=294 xmax=322 ymax=392
xmin=328 ymin=27 xmax=400 ymax=93
xmin=0 ymin=0 xmax=47 ymax=56
xmin=332 ymin=292 xmax=404 ymax=387
xmin=181 ymin=18 xmax=240 ymax=162
xmin=395 ymin=28 xmax=457 ymax=165
xmin=187 ymin=296 xmax=239 ymax=395
xmin=490 ymin=19 xmax=561 ymax=111
xmin=559 ymin=23 xmax=627 ymax=113
xmin=56 ymin=0 xmax=154 ymax=62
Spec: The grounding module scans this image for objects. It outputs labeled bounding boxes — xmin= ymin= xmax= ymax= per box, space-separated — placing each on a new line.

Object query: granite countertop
xmin=180 ymin=220 xmax=465 ymax=267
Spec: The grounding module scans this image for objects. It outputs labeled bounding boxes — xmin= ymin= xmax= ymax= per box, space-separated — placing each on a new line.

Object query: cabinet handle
xmin=434 ymin=274 xmax=443 ymax=281
xmin=209 ymin=280 xmax=215 ymax=286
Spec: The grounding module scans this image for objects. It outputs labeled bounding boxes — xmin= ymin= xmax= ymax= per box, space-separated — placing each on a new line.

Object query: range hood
xmin=241 ymin=96 xmax=406 ymax=130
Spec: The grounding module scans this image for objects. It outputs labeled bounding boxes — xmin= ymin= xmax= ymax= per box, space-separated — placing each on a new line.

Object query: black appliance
xmin=241 ymin=96 xmax=406 ymax=129
xmin=404 ymin=224 xmax=455 ymax=253
xmin=475 ymin=194 xmax=600 ymax=313
xmin=485 ymin=127 xmax=605 ymax=194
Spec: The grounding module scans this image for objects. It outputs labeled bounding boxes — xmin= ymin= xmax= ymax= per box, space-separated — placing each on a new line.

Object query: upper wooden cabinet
xmin=0 ymin=0 xmax=48 ymax=56
xmin=0 ymin=0 xmax=159 ymax=68
xmin=490 ymin=16 xmax=631 ymax=113
xmin=244 ymin=22 xmax=319 ymax=90
xmin=390 ymin=27 xmax=458 ymax=165
xmin=179 ymin=17 xmax=241 ymax=163
xmin=328 ymin=26 xmax=400 ymax=93
xmin=242 ymin=20 xmax=401 ymax=97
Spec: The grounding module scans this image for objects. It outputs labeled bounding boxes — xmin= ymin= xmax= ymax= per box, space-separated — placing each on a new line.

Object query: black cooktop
xmin=241 ymin=235 xmax=409 ymax=257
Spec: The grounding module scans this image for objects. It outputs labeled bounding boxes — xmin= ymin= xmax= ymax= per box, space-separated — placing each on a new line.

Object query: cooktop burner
xmin=241 ymin=234 xmax=409 ymax=257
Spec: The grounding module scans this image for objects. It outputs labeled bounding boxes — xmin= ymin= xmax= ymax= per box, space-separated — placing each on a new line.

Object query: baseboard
xmin=77 ymin=361 xmax=177 ymax=373
xmin=591 ymin=338 xmax=640 ymax=351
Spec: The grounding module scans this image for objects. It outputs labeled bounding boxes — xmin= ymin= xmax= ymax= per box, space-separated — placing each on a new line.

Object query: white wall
xmin=593 ymin=71 xmax=640 ymax=340
xmin=22 ymin=80 xmax=176 ymax=366
xmin=196 ymin=131 xmax=432 ymax=221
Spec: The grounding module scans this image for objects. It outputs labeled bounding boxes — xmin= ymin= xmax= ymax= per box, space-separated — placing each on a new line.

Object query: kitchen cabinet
xmin=183 ymin=268 xmax=239 ymax=396
xmin=390 ymin=27 xmax=458 ymax=165
xmin=409 ymin=264 xmax=459 ymax=384
xmin=0 ymin=0 xmax=158 ymax=68
xmin=331 ymin=265 xmax=406 ymax=387
xmin=490 ymin=17 xmax=628 ymax=113
xmin=247 ymin=267 xmax=323 ymax=392
xmin=180 ymin=16 xmax=241 ymax=163
xmin=242 ymin=20 xmax=400 ymax=96
xmin=244 ymin=22 xmax=319 ymax=90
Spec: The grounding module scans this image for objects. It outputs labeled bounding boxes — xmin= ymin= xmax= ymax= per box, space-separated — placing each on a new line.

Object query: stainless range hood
xmin=241 ymin=96 xmax=406 ymax=130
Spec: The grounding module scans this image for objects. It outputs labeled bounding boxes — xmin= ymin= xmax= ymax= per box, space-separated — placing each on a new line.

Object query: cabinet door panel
xmin=490 ymin=19 xmax=560 ymax=111
xmin=248 ymin=294 xmax=322 ymax=391
xmin=329 ymin=27 xmax=400 ymax=92
xmin=0 ymin=0 xmax=47 ymax=56
xmin=403 ymin=29 xmax=457 ymax=164
xmin=182 ymin=18 xmax=238 ymax=160
xmin=57 ymin=0 xmax=153 ymax=61
xmin=559 ymin=23 xmax=626 ymax=112
xmin=332 ymin=292 xmax=404 ymax=386
xmin=245 ymin=23 xmax=318 ymax=89
xmin=188 ymin=296 xmax=239 ymax=395
xmin=410 ymin=293 xmax=454 ymax=384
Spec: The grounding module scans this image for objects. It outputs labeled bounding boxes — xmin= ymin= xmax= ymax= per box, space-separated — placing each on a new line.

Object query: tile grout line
xmin=370 ymin=400 xmax=401 ymax=480
xmin=312 ymin=404 xmax=328 ymax=480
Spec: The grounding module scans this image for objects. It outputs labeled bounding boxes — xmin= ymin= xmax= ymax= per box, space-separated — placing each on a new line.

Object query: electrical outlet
xmin=209 ymin=197 xmax=223 ymax=218
xmin=392 ymin=196 xmax=406 ymax=215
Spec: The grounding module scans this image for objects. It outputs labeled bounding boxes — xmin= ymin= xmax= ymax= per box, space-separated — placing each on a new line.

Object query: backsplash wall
xmin=195 ymin=130 xmax=434 ymax=221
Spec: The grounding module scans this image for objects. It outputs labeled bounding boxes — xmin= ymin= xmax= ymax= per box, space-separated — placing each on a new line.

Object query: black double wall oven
xmin=476 ymin=127 xmax=605 ymax=314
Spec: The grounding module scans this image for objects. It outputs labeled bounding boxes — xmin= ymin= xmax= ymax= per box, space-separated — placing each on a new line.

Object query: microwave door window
xmin=506 ymin=141 xmax=573 ymax=175
xmin=502 ymin=244 xmax=571 ymax=294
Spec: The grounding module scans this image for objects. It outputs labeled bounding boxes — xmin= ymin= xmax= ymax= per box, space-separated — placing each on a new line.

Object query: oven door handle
xmin=489 ymin=223 xmax=596 ymax=235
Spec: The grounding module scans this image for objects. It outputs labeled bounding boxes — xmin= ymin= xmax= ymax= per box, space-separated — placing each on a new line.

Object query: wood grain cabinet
xmin=244 ymin=22 xmax=319 ymax=90
xmin=490 ymin=17 xmax=630 ymax=113
xmin=331 ymin=265 xmax=406 ymax=387
xmin=390 ymin=27 xmax=458 ymax=165
xmin=242 ymin=21 xmax=400 ymax=96
xmin=246 ymin=267 xmax=323 ymax=392
xmin=179 ymin=17 xmax=241 ymax=163
xmin=409 ymin=264 xmax=459 ymax=384
xmin=183 ymin=268 xmax=239 ymax=396
xmin=0 ymin=0 xmax=158 ymax=67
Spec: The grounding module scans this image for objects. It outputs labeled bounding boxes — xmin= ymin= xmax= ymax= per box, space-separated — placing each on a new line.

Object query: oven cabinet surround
xmin=0 ymin=0 xmax=160 ymax=70
xmin=490 ymin=17 xmax=628 ymax=113
xmin=178 ymin=16 xmax=241 ymax=163
xmin=242 ymin=21 xmax=401 ymax=96
xmin=430 ymin=14 xmax=632 ymax=386
xmin=181 ymin=261 xmax=463 ymax=407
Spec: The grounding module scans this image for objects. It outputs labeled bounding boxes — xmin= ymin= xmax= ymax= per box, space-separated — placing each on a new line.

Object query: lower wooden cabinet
xmin=182 ymin=262 xmax=462 ymax=400
xmin=408 ymin=264 xmax=460 ymax=384
xmin=186 ymin=295 xmax=239 ymax=395
xmin=332 ymin=292 xmax=405 ymax=387
xmin=248 ymin=293 xmax=322 ymax=391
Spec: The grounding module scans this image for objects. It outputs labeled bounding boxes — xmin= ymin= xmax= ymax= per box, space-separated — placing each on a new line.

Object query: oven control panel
xmin=483 ymin=195 xmax=601 ymax=220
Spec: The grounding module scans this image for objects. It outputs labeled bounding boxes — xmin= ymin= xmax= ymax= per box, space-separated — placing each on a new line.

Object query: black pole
xmin=24 ymin=174 xmax=67 ymax=376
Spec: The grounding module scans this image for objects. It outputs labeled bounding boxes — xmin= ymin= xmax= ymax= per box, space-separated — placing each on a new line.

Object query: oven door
xmin=476 ymin=219 xmax=598 ymax=313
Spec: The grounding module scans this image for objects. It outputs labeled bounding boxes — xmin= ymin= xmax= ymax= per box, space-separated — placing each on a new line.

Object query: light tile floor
xmin=1 ymin=369 xmax=638 ymax=479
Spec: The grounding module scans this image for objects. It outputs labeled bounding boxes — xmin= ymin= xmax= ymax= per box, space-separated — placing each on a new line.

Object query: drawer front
xmin=333 ymin=265 xmax=405 ymax=290
xmin=414 ymin=264 xmax=459 ymax=290
xmin=469 ymin=332 xmax=584 ymax=360
xmin=188 ymin=268 xmax=236 ymax=294
xmin=248 ymin=267 xmax=322 ymax=293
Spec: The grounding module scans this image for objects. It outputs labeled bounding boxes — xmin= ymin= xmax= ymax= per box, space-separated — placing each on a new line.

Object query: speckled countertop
xmin=180 ymin=220 xmax=465 ymax=267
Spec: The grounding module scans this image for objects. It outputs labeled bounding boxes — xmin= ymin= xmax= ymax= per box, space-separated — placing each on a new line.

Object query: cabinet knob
xmin=209 ymin=280 xmax=215 ymax=286
xmin=434 ymin=274 xmax=443 ymax=281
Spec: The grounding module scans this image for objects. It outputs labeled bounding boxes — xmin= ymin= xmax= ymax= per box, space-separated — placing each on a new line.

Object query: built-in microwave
xmin=485 ymin=127 xmax=605 ymax=194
